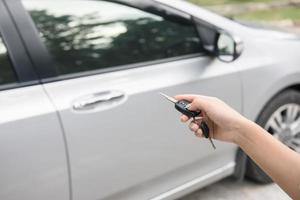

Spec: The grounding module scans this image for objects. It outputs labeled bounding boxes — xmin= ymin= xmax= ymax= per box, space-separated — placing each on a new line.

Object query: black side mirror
xmin=215 ymin=31 xmax=243 ymax=62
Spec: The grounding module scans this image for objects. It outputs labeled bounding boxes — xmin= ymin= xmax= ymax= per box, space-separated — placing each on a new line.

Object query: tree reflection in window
xmin=24 ymin=1 xmax=202 ymax=75
xmin=0 ymin=36 xmax=16 ymax=85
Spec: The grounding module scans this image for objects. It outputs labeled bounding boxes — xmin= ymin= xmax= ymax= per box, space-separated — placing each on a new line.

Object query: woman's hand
xmin=175 ymin=94 xmax=248 ymax=143
xmin=175 ymin=94 xmax=300 ymax=200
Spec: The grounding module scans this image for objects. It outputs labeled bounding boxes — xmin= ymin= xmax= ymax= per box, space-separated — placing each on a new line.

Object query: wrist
xmin=232 ymin=117 xmax=254 ymax=145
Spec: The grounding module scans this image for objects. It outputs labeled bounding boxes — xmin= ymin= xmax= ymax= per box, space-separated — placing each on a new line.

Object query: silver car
xmin=0 ymin=0 xmax=300 ymax=199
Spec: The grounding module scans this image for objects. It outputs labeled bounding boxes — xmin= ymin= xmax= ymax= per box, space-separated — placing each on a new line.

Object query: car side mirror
xmin=215 ymin=31 xmax=243 ymax=62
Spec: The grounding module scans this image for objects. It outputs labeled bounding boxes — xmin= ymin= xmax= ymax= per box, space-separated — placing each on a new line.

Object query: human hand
xmin=175 ymin=94 xmax=248 ymax=143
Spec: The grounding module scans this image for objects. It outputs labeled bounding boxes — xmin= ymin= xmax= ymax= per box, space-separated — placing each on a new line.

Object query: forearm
xmin=235 ymin=119 xmax=300 ymax=200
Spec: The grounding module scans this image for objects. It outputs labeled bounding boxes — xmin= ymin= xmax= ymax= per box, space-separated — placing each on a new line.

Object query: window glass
xmin=22 ymin=0 xmax=203 ymax=76
xmin=0 ymin=35 xmax=16 ymax=85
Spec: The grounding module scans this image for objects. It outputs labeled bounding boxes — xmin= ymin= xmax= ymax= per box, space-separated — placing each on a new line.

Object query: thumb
xmin=174 ymin=94 xmax=198 ymax=102
xmin=188 ymin=96 xmax=209 ymax=113
xmin=187 ymin=100 xmax=200 ymax=111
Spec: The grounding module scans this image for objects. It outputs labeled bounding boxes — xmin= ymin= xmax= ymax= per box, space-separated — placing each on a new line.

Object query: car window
xmin=22 ymin=0 xmax=203 ymax=76
xmin=0 ymin=35 xmax=17 ymax=85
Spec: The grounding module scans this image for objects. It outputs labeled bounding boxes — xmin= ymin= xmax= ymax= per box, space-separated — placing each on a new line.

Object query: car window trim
xmin=0 ymin=0 xmax=39 ymax=90
xmin=106 ymin=0 xmax=193 ymax=25
xmin=40 ymin=52 xmax=206 ymax=83
xmin=15 ymin=0 xmax=208 ymax=83
xmin=0 ymin=81 xmax=40 ymax=92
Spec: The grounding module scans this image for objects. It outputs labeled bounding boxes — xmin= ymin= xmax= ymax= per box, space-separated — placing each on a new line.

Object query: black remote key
xmin=160 ymin=93 xmax=216 ymax=149
xmin=175 ymin=100 xmax=200 ymax=118
xmin=175 ymin=100 xmax=210 ymax=139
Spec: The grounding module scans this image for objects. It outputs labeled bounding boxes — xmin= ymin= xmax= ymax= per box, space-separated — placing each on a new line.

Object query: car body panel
xmin=43 ymin=55 xmax=241 ymax=200
xmin=0 ymin=86 xmax=69 ymax=200
xmin=238 ymin=39 xmax=300 ymax=121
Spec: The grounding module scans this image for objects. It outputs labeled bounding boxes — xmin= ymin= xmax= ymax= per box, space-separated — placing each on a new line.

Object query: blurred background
xmin=189 ymin=0 xmax=300 ymax=34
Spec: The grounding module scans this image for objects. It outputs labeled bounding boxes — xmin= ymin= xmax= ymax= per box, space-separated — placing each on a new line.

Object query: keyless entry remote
xmin=160 ymin=92 xmax=216 ymax=149
xmin=174 ymin=100 xmax=200 ymax=118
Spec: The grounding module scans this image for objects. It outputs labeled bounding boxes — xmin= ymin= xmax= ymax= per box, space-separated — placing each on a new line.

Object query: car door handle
xmin=73 ymin=91 xmax=125 ymax=111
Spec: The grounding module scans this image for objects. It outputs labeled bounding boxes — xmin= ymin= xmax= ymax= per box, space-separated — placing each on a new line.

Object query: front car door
xmin=17 ymin=0 xmax=242 ymax=199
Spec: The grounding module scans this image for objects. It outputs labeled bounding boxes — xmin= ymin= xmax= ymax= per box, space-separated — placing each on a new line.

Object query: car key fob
xmin=175 ymin=100 xmax=210 ymax=138
xmin=175 ymin=100 xmax=200 ymax=118
xmin=175 ymin=100 xmax=216 ymax=150
xmin=160 ymin=93 xmax=216 ymax=149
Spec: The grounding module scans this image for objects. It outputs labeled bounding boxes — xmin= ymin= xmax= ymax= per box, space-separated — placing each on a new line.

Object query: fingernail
xmin=195 ymin=132 xmax=201 ymax=138
xmin=185 ymin=103 xmax=191 ymax=110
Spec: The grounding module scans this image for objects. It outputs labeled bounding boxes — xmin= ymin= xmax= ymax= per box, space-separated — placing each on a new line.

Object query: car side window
xmin=0 ymin=34 xmax=17 ymax=86
xmin=22 ymin=0 xmax=203 ymax=76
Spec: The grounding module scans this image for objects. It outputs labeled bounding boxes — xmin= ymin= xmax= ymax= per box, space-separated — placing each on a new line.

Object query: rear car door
xmin=17 ymin=0 xmax=242 ymax=199
xmin=0 ymin=1 xmax=69 ymax=200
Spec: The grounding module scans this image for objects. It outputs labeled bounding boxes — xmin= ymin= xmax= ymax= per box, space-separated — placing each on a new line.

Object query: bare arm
xmin=175 ymin=94 xmax=300 ymax=200
xmin=237 ymin=119 xmax=300 ymax=199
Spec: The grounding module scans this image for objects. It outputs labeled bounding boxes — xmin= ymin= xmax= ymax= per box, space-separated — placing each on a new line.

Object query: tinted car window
xmin=0 ymin=35 xmax=16 ymax=85
xmin=22 ymin=0 xmax=203 ymax=76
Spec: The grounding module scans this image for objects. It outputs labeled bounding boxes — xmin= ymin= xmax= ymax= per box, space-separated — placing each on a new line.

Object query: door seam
xmin=41 ymin=85 xmax=73 ymax=200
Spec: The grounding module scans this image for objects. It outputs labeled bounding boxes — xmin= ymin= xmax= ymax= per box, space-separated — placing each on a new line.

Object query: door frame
xmin=4 ymin=0 xmax=57 ymax=80
xmin=0 ymin=0 xmax=38 ymax=89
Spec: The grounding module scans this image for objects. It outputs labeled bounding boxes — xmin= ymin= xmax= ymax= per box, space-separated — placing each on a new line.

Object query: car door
xmin=0 ymin=2 xmax=69 ymax=200
xmin=18 ymin=0 xmax=242 ymax=200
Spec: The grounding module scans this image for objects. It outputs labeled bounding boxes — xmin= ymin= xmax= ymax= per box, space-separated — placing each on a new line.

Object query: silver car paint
xmin=1 ymin=0 xmax=300 ymax=200
xmin=0 ymin=86 xmax=69 ymax=200
xmin=43 ymin=54 xmax=242 ymax=200
xmin=237 ymin=39 xmax=300 ymax=121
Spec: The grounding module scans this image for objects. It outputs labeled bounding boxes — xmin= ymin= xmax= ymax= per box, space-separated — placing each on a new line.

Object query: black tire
xmin=245 ymin=89 xmax=300 ymax=183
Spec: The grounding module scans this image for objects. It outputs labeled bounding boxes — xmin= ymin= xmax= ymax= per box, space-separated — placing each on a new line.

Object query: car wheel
xmin=246 ymin=89 xmax=300 ymax=183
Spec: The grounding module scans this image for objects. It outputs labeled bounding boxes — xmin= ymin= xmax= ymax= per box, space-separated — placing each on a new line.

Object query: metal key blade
xmin=208 ymin=138 xmax=216 ymax=150
xmin=159 ymin=92 xmax=177 ymax=104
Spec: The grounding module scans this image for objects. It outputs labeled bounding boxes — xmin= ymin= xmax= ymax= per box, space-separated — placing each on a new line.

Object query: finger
xmin=195 ymin=128 xmax=204 ymax=138
xmin=189 ymin=122 xmax=199 ymax=132
xmin=192 ymin=118 xmax=203 ymax=124
xmin=180 ymin=115 xmax=190 ymax=122
xmin=174 ymin=94 xmax=198 ymax=102
xmin=188 ymin=96 xmax=209 ymax=112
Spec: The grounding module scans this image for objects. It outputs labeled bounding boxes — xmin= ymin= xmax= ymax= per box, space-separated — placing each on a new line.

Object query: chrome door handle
xmin=73 ymin=91 xmax=125 ymax=110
